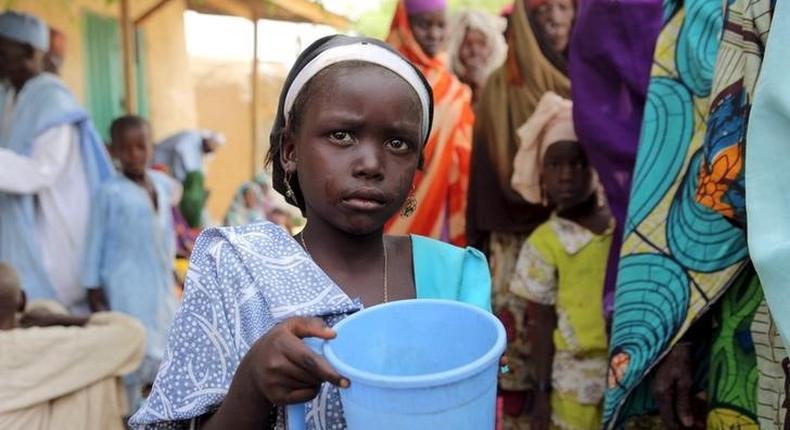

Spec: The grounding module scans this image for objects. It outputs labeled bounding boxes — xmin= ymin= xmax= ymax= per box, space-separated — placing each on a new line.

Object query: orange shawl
xmin=385 ymin=0 xmax=475 ymax=246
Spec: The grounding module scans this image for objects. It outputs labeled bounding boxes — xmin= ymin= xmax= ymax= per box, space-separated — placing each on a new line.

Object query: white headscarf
xmin=511 ymin=92 xmax=576 ymax=204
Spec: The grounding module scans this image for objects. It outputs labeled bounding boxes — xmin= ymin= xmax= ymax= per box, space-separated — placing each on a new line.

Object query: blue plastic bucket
xmin=287 ymin=299 xmax=506 ymax=429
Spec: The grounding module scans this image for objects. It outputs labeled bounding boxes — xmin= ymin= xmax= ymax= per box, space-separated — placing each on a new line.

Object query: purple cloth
xmin=405 ymin=0 xmax=447 ymax=14
xmin=568 ymin=0 xmax=663 ymax=316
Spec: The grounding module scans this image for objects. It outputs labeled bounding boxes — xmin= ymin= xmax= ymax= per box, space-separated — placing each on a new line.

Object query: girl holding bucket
xmin=509 ymin=93 xmax=612 ymax=430
xmin=130 ymin=35 xmax=493 ymax=430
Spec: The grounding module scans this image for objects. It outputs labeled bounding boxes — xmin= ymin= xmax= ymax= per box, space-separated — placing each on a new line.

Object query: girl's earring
xmin=540 ymin=183 xmax=549 ymax=207
xmin=402 ymin=185 xmax=417 ymax=218
xmin=284 ymin=171 xmax=298 ymax=207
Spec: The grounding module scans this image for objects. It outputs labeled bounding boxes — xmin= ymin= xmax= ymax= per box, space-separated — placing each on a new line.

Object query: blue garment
xmin=82 ymin=170 xmax=179 ymax=361
xmin=0 ymin=74 xmax=114 ymax=301
xmin=153 ymin=131 xmax=205 ymax=182
xmin=746 ymin=0 xmax=790 ymax=354
xmin=130 ymin=222 xmax=491 ymax=429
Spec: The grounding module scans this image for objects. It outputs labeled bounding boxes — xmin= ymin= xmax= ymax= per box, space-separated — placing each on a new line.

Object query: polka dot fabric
xmin=129 ymin=221 xmax=361 ymax=429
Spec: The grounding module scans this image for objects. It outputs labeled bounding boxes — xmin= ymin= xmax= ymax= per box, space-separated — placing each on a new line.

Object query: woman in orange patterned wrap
xmin=385 ymin=0 xmax=475 ymax=247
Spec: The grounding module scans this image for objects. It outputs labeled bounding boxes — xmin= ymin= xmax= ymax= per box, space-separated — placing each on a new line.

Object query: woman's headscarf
xmin=385 ymin=1 xmax=476 ymax=246
xmin=568 ymin=0 xmax=662 ymax=315
xmin=224 ymin=182 xmax=266 ymax=227
xmin=466 ymin=0 xmax=571 ymax=246
xmin=447 ymin=10 xmax=508 ymax=84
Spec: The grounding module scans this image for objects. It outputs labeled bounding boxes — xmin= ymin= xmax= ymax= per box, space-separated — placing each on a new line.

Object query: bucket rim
xmin=323 ymin=299 xmax=506 ymax=389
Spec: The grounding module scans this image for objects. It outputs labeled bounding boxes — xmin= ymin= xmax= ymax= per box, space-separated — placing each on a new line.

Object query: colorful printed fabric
xmin=705 ymin=270 xmax=762 ymax=429
xmin=603 ymin=0 xmax=753 ymax=426
xmin=490 ymin=232 xmax=533 ymax=430
xmin=614 ymin=270 xmax=762 ymax=429
xmin=490 ymin=231 xmax=531 ymax=393
xmin=510 ymin=216 xmax=610 ymax=430
xmin=695 ymin=0 xmax=773 ymax=226
xmin=510 ymin=216 xmax=610 ymax=356
xmin=129 ymin=221 xmax=491 ymax=429
xmin=385 ymin=0 xmax=475 ymax=246
xmin=751 ymin=300 xmax=789 ymax=430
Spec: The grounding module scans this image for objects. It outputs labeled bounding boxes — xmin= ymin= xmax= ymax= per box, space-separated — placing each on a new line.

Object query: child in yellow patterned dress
xmin=509 ymin=92 xmax=613 ymax=430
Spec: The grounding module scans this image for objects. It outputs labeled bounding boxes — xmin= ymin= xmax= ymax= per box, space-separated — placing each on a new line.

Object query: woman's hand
xmin=247 ymin=316 xmax=349 ymax=406
xmin=652 ymin=342 xmax=694 ymax=429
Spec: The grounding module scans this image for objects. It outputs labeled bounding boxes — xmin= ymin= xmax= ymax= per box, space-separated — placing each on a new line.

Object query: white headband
xmin=283 ymin=42 xmax=432 ymax=142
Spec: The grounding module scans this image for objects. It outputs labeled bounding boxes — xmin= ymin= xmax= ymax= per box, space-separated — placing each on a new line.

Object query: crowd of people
xmin=1 ymin=0 xmax=790 ymax=429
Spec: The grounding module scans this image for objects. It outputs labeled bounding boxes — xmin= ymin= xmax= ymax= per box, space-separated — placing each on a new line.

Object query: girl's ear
xmin=279 ymin=130 xmax=298 ymax=174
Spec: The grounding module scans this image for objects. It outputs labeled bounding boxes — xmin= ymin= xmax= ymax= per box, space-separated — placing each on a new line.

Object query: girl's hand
xmin=246 ymin=317 xmax=349 ymax=406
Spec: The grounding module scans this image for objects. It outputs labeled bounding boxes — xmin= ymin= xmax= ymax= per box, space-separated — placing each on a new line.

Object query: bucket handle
xmin=286 ymin=337 xmax=325 ymax=430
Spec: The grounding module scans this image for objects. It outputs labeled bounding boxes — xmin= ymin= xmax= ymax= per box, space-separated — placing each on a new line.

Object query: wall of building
xmin=5 ymin=1 xmax=292 ymax=223
xmin=4 ymin=0 xmax=197 ymax=138
xmin=191 ymin=57 xmax=287 ymax=221
xmin=138 ymin=0 xmax=198 ymax=140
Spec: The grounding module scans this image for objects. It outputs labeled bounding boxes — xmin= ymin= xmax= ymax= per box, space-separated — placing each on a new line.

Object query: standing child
xmin=509 ymin=93 xmax=612 ymax=430
xmin=130 ymin=35 xmax=492 ymax=430
xmin=81 ymin=115 xmax=180 ymax=411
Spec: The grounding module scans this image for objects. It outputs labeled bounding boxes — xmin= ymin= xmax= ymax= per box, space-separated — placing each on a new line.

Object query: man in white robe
xmin=0 ymin=11 xmax=114 ymax=313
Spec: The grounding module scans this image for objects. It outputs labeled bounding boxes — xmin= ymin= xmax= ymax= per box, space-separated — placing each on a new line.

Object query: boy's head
xmin=541 ymin=139 xmax=594 ymax=210
xmin=0 ymin=262 xmax=24 ymax=330
xmin=110 ymin=115 xmax=152 ymax=179
xmin=406 ymin=0 xmax=448 ymax=58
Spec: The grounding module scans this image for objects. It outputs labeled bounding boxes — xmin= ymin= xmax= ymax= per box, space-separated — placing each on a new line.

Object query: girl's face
xmin=282 ymin=64 xmax=423 ymax=235
xmin=409 ymin=10 xmax=448 ymax=58
xmin=541 ymin=140 xmax=593 ymax=210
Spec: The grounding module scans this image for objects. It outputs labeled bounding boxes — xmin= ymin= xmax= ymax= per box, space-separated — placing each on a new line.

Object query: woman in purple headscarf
xmin=568 ymin=0 xmax=663 ymax=314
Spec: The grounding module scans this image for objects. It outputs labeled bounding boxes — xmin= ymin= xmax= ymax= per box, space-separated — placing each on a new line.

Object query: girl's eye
xmin=329 ymin=131 xmax=354 ymax=144
xmin=385 ymin=139 xmax=412 ymax=153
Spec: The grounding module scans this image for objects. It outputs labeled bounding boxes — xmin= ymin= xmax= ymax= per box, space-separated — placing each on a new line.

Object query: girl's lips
xmin=341 ymin=197 xmax=386 ymax=212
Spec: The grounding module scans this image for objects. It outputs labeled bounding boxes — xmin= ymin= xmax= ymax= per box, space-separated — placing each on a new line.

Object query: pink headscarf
xmin=511 ymin=92 xmax=576 ymax=203
xmin=405 ymin=0 xmax=447 ymax=14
